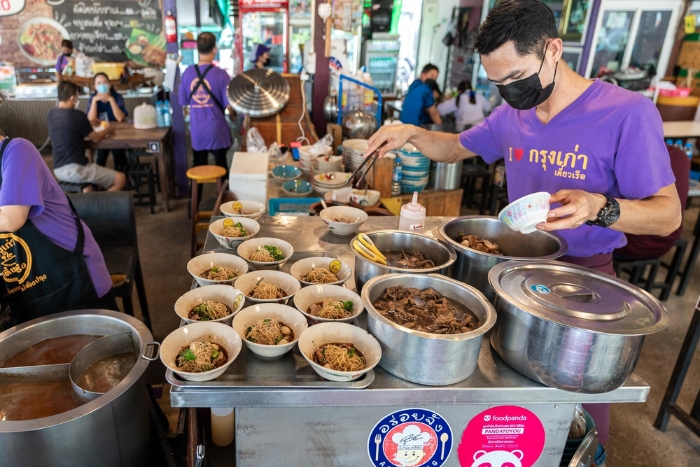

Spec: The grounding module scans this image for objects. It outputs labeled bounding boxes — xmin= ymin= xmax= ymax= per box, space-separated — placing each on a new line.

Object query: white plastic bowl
xmin=293 ymin=284 xmax=363 ymax=324
xmin=499 ymin=192 xmax=551 ymax=234
xmin=187 ymin=252 xmax=249 ymax=287
xmin=232 ymin=303 xmax=308 ymax=359
xmin=289 ymin=257 xmax=352 ymax=287
xmin=298 ymin=322 xmax=381 ymax=382
xmin=234 ymin=270 xmax=301 ymax=305
xmin=160 ymin=322 xmax=242 ymax=382
xmin=237 ymin=237 xmax=294 ymax=270
xmin=209 ymin=217 xmax=260 ymax=249
xmin=319 ymin=206 xmax=368 ymax=236
xmin=350 ymin=189 xmax=381 ymax=206
xmin=220 ymin=200 xmax=266 ymax=220
xmin=174 ymin=284 xmax=246 ymax=325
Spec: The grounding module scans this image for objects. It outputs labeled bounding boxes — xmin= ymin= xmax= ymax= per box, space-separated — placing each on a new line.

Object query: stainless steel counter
xmin=169 ymin=215 xmax=650 ymax=409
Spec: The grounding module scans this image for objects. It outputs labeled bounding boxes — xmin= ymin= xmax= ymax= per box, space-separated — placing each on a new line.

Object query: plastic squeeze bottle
xmin=399 ymin=192 xmax=426 ymax=232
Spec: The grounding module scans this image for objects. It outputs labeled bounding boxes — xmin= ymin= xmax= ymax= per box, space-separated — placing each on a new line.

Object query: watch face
xmin=604 ymin=206 xmax=620 ymax=226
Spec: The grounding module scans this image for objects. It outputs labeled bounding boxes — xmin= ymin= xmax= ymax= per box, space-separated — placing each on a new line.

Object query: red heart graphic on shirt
xmin=514 ymin=148 xmax=524 ymax=161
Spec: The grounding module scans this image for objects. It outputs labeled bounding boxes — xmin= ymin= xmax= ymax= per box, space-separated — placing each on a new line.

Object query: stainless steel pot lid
xmin=227 ymin=68 xmax=290 ymax=118
xmin=488 ymin=260 xmax=670 ymax=335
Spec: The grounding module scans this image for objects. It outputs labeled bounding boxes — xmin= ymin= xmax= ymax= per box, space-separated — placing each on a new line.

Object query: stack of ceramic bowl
xmin=312 ymin=171 xmax=352 ymax=195
xmin=398 ymin=144 xmax=431 ymax=193
xmin=313 ymin=155 xmax=343 ymax=173
xmin=341 ymin=139 xmax=368 ymax=172
xmin=299 ymin=144 xmax=332 ymax=175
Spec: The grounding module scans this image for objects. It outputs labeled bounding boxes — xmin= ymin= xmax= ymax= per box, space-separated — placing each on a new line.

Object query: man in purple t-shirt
xmin=178 ymin=32 xmax=232 ymax=172
xmin=365 ymin=0 xmax=682 ymax=447
xmin=55 ymin=39 xmax=74 ymax=80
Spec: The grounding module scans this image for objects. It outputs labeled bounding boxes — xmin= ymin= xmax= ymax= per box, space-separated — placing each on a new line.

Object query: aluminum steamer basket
xmin=362 ymin=273 xmax=496 ymax=386
xmin=488 ymin=261 xmax=670 ymax=394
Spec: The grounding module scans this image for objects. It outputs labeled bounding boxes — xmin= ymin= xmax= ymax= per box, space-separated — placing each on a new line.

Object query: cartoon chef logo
xmin=368 ymin=408 xmax=453 ymax=467
xmin=471 ymin=450 xmax=524 ymax=467
xmin=189 ymin=78 xmax=213 ymax=106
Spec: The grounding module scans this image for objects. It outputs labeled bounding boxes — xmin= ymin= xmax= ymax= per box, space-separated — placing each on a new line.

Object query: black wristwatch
xmin=586 ymin=195 xmax=620 ymax=227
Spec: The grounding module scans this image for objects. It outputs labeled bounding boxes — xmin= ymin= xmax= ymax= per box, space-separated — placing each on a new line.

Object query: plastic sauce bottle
xmin=399 ymin=192 xmax=426 ymax=232
xmin=155 ymin=101 xmax=165 ymax=127
xmin=684 ymin=142 xmax=694 ymax=159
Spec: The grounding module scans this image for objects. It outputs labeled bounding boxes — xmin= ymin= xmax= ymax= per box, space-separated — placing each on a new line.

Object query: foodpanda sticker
xmin=368 ymin=408 xmax=453 ymax=467
xmin=457 ymin=406 xmax=545 ymax=467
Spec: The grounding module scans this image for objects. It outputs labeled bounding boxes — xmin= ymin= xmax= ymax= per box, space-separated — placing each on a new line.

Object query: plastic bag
xmin=267 ymin=142 xmax=285 ymax=164
xmin=246 ymin=127 xmax=266 ymax=153
xmin=309 ymin=133 xmax=334 ymax=157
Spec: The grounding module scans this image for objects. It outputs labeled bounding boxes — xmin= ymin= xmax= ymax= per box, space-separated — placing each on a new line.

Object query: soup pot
xmin=439 ymin=216 xmax=567 ymax=302
xmin=362 ymin=273 xmax=496 ymax=386
xmin=488 ymin=261 xmax=670 ymax=393
xmin=351 ymin=230 xmax=456 ymax=293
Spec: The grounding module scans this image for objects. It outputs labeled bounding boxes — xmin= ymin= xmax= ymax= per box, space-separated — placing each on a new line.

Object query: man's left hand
xmin=536 ymin=190 xmax=607 ymax=232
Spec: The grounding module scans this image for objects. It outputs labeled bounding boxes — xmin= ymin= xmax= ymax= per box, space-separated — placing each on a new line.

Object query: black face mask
xmin=263 ymin=58 xmax=271 ymax=67
xmin=63 ymin=52 xmax=72 ymax=57
xmin=497 ymin=51 xmax=558 ymax=110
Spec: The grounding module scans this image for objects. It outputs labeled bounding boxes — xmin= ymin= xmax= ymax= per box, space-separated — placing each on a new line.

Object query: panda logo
xmin=470 ymin=449 xmax=524 ymax=467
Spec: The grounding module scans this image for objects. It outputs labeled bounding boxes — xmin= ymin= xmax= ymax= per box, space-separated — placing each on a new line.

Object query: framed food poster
xmin=0 ymin=0 xmax=166 ymax=68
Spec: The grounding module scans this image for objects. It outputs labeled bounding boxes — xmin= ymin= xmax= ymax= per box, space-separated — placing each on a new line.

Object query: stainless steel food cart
xmin=169 ymin=216 xmax=650 ymax=467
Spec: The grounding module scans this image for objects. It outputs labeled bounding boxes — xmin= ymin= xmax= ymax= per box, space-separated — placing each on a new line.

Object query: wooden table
xmin=663 ymin=121 xmax=700 ymax=139
xmin=85 ymin=122 xmax=173 ymax=211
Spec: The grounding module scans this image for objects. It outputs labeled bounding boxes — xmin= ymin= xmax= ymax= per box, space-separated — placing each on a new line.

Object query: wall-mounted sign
xmin=0 ymin=0 xmax=25 ymax=17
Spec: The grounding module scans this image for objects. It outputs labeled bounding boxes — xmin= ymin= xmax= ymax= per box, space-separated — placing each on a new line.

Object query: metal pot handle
xmin=141 ymin=341 xmax=160 ymax=361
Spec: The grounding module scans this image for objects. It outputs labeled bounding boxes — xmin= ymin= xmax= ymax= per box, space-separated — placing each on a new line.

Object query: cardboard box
xmin=676 ymin=70 xmax=700 ymax=97
xmin=678 ymin=35 xmax=700 ymax=70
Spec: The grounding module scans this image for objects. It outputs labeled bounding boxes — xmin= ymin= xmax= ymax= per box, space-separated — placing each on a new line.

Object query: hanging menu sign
xmin=0 ymin=0 xmax=165 ymax=68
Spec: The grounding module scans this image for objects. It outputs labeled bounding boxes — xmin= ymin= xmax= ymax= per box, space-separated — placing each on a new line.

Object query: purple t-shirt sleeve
xmin=614 ymin=98 xmax=675 ymax=199
xmin=0 ymin=139 xmax=46 ymax=218
xmin=55 ymin=55 xmax=65 ymax=72
xmin=458 ymin=105 xmax=505 ymax=163
xmin=178 ymin=69 xmax=190 ymax=106
xmin=220 ymin=73 xmax=231 ymax=108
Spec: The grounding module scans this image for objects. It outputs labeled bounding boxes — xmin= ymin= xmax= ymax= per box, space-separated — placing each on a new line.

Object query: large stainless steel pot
xmin=362 ymin=273 xmax=496 ymax=385
xmin=0 ymin=310 xmax=158 ymax=467
xmin=439 ymin=216 xmax=568 ymax=301
xmin=428 ymin=161 xmax=463 ymax=191
xmin=351 ymin=230 xmax=457 ymax=293
xmin=488 ymin=261 xmax=670 ymax=393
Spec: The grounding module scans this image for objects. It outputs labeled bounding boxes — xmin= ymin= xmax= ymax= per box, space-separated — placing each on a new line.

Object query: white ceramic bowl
xmin=293 ymin=284 xmax=363 ymax=324
xmin=209 ymin=217 xmax=260 ymax=249
xmin=160 ymin=322 xmax=242 ymax=382
xmin=499 ymin=191 xmax=551 ymax=234
xmin=232 ymin=303 xmax=309 ymax=358
xmin=319 ymin=206 xmax=368 ymax=236
xmin=234 ymin=270 xmax=301 ymax=304
xmin=313 ymin=172 xmax=352 ymax=187
xmin=350 ymin=189 xmax=381 ymax=206
xmin=289 ymin=257 xmax=352 ymax=287
xmin=187 ymin=252 xmax=249 ymax=287
xmin=237 ymin=237 xmax=294 ymax=270
xmin=220 ymin=201 xmax=266 ymax=220
xmin=298 ymin=322 xmax=381 ymax=381
xmin=174 ymin=284 xmax=246 ymax=325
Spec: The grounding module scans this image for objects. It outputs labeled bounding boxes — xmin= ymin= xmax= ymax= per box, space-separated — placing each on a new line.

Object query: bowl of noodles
xmin=187 ymin=252 xmax=249 ymax=287
xmin=237 ymin=237 xmax=294 ymax=270
xmin=293 ymin=285 xmax=363 ymax=324
xmin=232 ymin=304 xmax=308 ymax=358
xmin=209 ymin=217 xmax=260 ymax=249
xmin=289 ymin=257 xmax=352 ymax=287
xmin=298 ymin=322 xmax=381 ymax=381
xmin=220 ymin=200 xmax=266 ymax=220
xmin=234 ymin=270 xmax=301 ymax=305
xmin=160 ymin=322 xmax=242 ymax=382
xmin=174 ymin=284 xmax=246 ymax=325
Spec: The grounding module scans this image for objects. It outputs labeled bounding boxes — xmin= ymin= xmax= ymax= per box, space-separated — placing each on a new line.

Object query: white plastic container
xmin=229 ymin=152 xmax=269 ymax=205
xmin=211 ymin=407 xmax=234 ymax=446
xmin=398 ymin=192 xmax=426 ymax=232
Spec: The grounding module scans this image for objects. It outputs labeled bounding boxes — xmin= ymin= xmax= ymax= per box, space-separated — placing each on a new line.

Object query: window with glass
xmin=488 ymin=0 xmax=591 ymax=43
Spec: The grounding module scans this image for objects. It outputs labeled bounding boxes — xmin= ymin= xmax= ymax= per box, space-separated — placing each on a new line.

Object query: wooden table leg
xmin=155 ymin=150 xmax=170 ymax=212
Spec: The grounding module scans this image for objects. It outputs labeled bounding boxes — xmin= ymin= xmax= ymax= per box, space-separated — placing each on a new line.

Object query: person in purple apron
xmin=0 ymin=136 xmax=117 ymax=331
xmin=55 ymin=39 xmax=74 ymax=80
xmin=363 ymin=0 xmax=682 ymax=452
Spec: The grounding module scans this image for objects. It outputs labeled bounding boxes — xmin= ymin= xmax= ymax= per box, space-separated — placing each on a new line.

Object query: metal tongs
xmin=353 ymin=233 xmax=387 ymax=265
xmin=347 ymin=142 xmax=387 ymax=188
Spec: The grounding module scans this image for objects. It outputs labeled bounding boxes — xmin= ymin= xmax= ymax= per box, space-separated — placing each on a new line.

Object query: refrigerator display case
xmin=239 ymin=0 xmax=289 ymax=73
xmin=362 ymin=34 xmax=400 ymax=96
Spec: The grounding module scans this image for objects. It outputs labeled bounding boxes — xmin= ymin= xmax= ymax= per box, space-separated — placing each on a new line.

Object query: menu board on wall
xmin=0 ymin=0 xmax=165 ymax=68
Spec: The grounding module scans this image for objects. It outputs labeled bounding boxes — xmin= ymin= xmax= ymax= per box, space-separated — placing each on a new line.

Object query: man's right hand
xmin=364 ymin=124 xmax=421 ymax=158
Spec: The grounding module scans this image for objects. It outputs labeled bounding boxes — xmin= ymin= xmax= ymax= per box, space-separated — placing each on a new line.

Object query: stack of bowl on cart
xmin=165 ymin=196 xmax=670 ymax=398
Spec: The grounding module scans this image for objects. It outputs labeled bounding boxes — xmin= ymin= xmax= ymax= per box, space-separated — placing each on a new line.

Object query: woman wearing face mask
xmin=250 ymin=43 xmax=271 ymax=70
xmin=437 ymin=81 xmax=492 ymax=132
xmin=87 ymin=73 xmax=128 ymax=171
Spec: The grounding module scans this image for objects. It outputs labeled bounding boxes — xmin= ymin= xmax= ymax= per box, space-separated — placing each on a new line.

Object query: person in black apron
xmin=0 ymin=138 xmax=117 ymax=331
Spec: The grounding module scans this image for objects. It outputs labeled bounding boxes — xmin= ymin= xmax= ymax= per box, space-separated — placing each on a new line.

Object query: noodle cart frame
xmin=170 ymin=216 xmax=651 ymax=467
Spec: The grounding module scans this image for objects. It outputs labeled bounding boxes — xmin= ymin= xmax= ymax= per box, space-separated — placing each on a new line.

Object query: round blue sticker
xmin=529 ymin=284 xmax=551 ymax=294
xmin=367 ymin=408 xmax=453 ymax=467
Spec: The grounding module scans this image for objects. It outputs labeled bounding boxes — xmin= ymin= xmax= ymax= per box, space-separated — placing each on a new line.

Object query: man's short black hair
xmin=474 ymin=0 xmax=558 ymax=59
xmin=421 ymin=63 xmax=439 ymax=75
xmin=61 ymin=39 xmax=73 ymax=49
xmin=58 ymin=81 xmax=79 ymax=102
xmin=197 ymin=32 xmax=217 ymax=55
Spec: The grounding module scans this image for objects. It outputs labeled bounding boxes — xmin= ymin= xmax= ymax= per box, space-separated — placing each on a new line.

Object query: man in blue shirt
xmin=400 ymin=64 xmax=442 ymax=126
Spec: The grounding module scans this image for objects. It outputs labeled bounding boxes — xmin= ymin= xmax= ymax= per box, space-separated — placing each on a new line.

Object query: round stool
xmin=187 ymin=165 xmax=227 ymax=257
